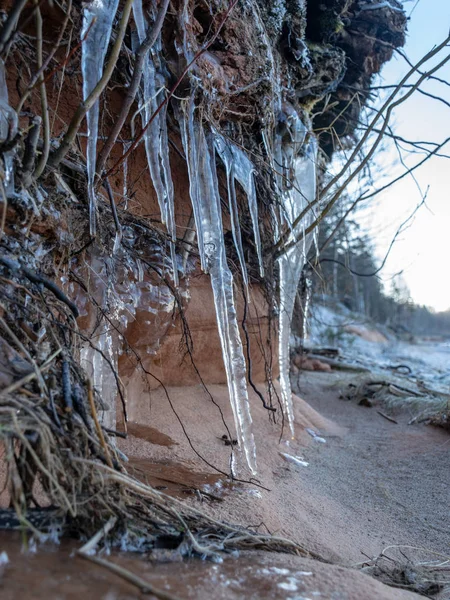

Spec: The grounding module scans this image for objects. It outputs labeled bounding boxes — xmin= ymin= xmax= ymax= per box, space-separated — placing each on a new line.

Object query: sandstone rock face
xmin=0 ymin=0 xmax=407 ymax=449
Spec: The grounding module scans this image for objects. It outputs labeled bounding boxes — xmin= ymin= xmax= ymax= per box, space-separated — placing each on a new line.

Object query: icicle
xmin=239 ymin=161 xmax=265 ymax=278
xmin=359 ymin=1 xmax=404 ymax=13
xmin=177 ymin=99 xmax=257 ymax=474
xmin=133 ymin=0 xmax=178 ymax=285
xmin=81 ymin=0 xmax=119 ymax=236
xmin=0 ymin=58 xmax=18 ymax=195
xmin=301 ymin=273 xmax=313 ymax=341
xmin=215 ymin=136 xmax=264 ymax=279
xmin=122 ymin=140 xmax=130 ymax=210
xmin=277 ymin=111 xmax=317 ymax=437
xmin=177 ymin=101 xmax=206 ymax=270
xmin=214 ymin=137 xmax=248 ymax=287
xmin=81 ymin=326 xmax=118 ymax=431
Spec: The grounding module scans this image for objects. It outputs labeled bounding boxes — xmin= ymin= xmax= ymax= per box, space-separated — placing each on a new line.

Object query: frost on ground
xmin=304 ymin=298 xmax=450 ymax=424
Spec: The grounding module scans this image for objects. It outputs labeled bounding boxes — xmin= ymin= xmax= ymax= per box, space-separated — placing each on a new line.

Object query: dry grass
xmin=0 ymin=220 xmax=305 ymax=559
xmin=338 ymin=374 xmax=449 ymax=427
xmin=360 ymin=545 xmax=450 ymax=598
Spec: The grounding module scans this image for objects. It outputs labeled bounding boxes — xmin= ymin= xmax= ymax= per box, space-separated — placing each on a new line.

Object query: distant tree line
xmin=311 ymin=210 xmax=450 ymax=338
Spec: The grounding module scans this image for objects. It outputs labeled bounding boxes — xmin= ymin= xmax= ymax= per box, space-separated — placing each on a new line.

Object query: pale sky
xmin=355 ymin=0 xmax=450 ymax=312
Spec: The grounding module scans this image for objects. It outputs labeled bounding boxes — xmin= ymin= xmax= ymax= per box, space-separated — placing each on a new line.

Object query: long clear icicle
xmin=177 ymin=100 xmax=257 ymax=474
xmin=0 ymin=58 xmax=17 ymax=195
xmin=214 ymin=137 xmax=248 ymax=287
xmin=277 ymin=113 xmax=318 ymax=437
xmin=215 ymin=137 xmax=264 ymax=278
xmin=81 ymin=0 xmax=119 ymax=236
xmin=133 ymin=0 xmax=178 ymax=285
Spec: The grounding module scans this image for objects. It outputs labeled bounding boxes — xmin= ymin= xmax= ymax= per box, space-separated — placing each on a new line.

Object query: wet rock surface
xmin=0 ymin=534 xmax=420 ymax=600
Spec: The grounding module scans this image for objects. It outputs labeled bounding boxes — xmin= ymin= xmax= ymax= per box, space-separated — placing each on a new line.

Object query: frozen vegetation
xmin=81 ymin=0 xmax=119 ymax=235
xmin=77 ymin=0 xmax=321 ymax=470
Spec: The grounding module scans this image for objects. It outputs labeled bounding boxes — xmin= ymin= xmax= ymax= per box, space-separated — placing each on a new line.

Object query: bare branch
xmin=96 ymin=0 xmax=171 ymax=175
xmin=49 ymin=0 xmax=134 ymax=168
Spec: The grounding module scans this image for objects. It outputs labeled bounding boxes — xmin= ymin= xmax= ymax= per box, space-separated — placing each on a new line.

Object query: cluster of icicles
xmin=77 ymin=236 xmax=179 ymax=434
xmin=81 ymin=0 xmax=317 ymax=474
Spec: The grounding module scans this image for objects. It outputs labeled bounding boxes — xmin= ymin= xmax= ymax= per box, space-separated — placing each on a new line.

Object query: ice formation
xmin=177 ymin=98 xmax=257 ymax=474
xmin=133 ymin=0 xmax=178 ymax=285
xmin=0 ymin=58 xmax=17 ymax=195
xmin=214 ymin=136 xmax=249 ymax=288
xmin=81 ymin=0 xmax=119 ymax=236
xmin=302 ymin=272 xmax=313 ymax=341
xmin=279 ymin=452 xmax=309 ymax=468
xmin=215 ymin=136 xmax=265 ymax=281
xmin=276 ymin=111 xmax=318 ymax=437
xmin=306 ymin=428 xmax=326 ymax=443
xmin=79 ymin=235 xmax=177 ymax=429
xmin=79 ymin=253 xmax=118 ymax=430
xmin=84 ymin=323 xmax=118 ymax=430
xmin=359 ymin=1 xmax=404 ymax=12
xmin=77 ymin=1 xmax=318 ymax=469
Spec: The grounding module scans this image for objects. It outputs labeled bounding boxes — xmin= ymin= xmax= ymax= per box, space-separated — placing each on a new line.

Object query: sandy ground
xmin=293 ymin=371 xmax=450 ymax=563
xmin=117 ymin=373 xmax=450 ymax=567
xmin=1 ymin=369 xmax=448 ymax=599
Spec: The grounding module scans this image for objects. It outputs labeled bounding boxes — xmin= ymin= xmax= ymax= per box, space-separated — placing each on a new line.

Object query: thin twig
xmin=33 ymin=1 xmax=50 ymax=179
xmin=74 ymin=458 xmax=309 ymax=555
xmin=87 ymin=378 xmax=114 ymax=469
xmin=104 ymin=0 xmax=241 ymax=179
xmin=0 ymin=314 xmax=47 ymax=394
xmin=274 ymin=33 xmax=450 ymax=256
xmin=62 ymin=359 xmax=73 ymax=413
xmin=96 ymin=0 xmax=171 ymax=174
xmin=0 ymin=348 xmax=61 ymax=397
xmin=78 ymin=516 xmax=117 ymax=554
xmin=20 ymin=116 xmax=41 ymax=187
xmin=77 ymin=553 xmax=182 ymax=600
xmin=43 ymin=17 xmax=95 ymax=89
xmin=319 ymin=195 xmax=426 ymax=276
xmin=241 ymin=285 xmax=276 ymax=412
xmin=11 ymin=410 xmax=76 ymax=515
xmin=103 ymin=178 xmax=122 ymax=244
xmin=377 ymin=411 xmax=398 ymax=424
xmin=49 ymin=0 xmax=134 ymax=167
xmin=0 ymin=255 xmax=80 ymax=317
xmin=16 ymin=0 xmax=72 ymax=113
xmin=0 ymin=0 xmax=28 ymax=55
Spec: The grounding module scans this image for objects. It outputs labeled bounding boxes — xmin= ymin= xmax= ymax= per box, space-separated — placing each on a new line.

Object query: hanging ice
xmin=276 ymin=110 xmax=318 ymax=437
xmin=215 ymin=136 xmax=264 ymax=281
xmin=80 ymin=253 xmax=119 ymax=431
xmin=0 ymin=58 xmax=18 ymax=195
xmin=177 ymin=99 xmax=257 ymax=474
xmin=214 ymin=137 xmax=248 ymax=287
xmin=133 ymin=0 xmax=178 ymax=285
xmin=81 ymin=0 xmax=119 ymax=236
xmin=81 ymin=326 xmax=118 ymax=430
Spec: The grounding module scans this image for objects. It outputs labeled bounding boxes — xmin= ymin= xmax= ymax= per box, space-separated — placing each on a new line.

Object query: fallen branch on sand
xmin=340 ymin=375 xmax=449 ymax=428
xmin=376 ymin=411 xmax=398 ymax=424
xmin=307 ymin=354 xmax=371 ymax=373
xmin=359 ymin=544 xmax=450 ymax=597
xmin=78 ymin=517 xmax=182 ymax=600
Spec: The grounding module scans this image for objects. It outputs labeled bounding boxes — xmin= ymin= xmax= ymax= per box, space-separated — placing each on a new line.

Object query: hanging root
xmin=0 ymin=225 xmax=308 ymax=559
xmin=360 ymin=545 xmax=450 ymax=598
